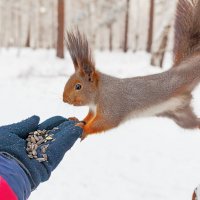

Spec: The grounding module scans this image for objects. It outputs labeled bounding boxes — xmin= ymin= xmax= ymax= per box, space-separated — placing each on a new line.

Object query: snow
xmin=0 ymin=48 xmax=200 ymax=200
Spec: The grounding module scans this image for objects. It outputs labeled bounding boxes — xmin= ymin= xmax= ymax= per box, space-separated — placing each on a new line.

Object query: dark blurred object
xmin=192 ymin=191 xmax=196 ymax=200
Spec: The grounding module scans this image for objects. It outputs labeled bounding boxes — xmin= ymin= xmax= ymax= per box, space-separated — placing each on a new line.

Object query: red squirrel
xmin=63 ymin=0 xmax=200 ymax=140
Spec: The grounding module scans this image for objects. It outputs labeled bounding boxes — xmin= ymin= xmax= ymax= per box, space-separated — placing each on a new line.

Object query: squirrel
xmin=63 ymin=0 xmax=200 ymax=140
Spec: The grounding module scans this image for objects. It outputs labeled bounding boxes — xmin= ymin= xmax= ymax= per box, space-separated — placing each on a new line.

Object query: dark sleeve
xmin=0 ymin=155 xmax=31 ymax=200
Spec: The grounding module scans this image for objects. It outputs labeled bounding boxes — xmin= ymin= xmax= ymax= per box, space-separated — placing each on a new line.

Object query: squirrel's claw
xmin=80 ymin=132 xmax=87 ymax=141
xmin=75 ymin=121 xmax=86 ymax=128
xmin=75 ymin=122 xmax=85 ymax=128
xmin=76 ymin=121 xmax=86 ymax=142
xmin=78 ymin=122 xmax=87 ymax=141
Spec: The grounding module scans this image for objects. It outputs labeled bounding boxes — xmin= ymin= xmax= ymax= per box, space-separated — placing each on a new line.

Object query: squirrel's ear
xmin=66 ymin=29 xmax=96 ymax=81
xmin=80 ymin=62 xmax=96 ymax=82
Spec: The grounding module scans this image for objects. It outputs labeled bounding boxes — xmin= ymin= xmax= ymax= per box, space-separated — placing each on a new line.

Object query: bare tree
xmin=56 ymin=0 xmax=65 ymax=58
xmin=108 ymin=23 xmax=113 ymax=51
xmin=123 ymin=0 xmax=130 ymax=52
xmin=146 ymin=0 xmax=154 ymax=53
xmin=0 ymin=0 xmax=177 ymax=56
xmin=25 ymin=23 xmax=30 ymax=47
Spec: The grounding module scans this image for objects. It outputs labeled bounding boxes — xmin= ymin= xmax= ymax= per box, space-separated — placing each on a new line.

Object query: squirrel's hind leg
xmin=159 ymin=106 xmax=200 ymax=129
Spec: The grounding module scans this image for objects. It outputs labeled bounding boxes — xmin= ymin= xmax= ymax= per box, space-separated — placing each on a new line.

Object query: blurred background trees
xmin=0 ymin=0 xmax=177 ymax=67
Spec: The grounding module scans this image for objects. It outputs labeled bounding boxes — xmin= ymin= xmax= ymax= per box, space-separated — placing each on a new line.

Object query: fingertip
xmin=7 ymin=115 xmax=40 ymax=138
xmin=24 ymin=115 xmax=40 ymax=127
xmin=58 ymin=120 xmax=83 ymax=132
xmin=57 ymin=120 xmax=76 ymax=129
xmin=69 ymin=125 xmax=83 ymax=138
xmin=31 ymin=115 xmax=40 ymax=125
xmin=57 ymin=121 xmax=83 ymax=137
xmin=38 ymin=116 xmax=67 ymax=130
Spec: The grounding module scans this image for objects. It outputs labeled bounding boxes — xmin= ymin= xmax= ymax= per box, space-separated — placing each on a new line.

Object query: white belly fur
xmin=127 ymin=95 xmax=189 ymax=119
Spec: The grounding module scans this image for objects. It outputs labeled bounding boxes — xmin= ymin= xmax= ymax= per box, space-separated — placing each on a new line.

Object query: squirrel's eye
xmin=75 ymin=83 xmax=82 ymax=90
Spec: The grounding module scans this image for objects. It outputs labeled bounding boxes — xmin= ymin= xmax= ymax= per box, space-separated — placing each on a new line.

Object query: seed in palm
xmin=26 ymin=129 xmax=55 ymax=162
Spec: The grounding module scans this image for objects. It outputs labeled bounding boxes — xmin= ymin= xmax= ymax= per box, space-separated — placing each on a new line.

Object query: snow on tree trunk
xmin=151 ymin=24 xmax=171 ymax=68
xmin=56 ymin=0 xmax=64 ymax=58
xmin=150 ymin=0 xmax=176 ymax=67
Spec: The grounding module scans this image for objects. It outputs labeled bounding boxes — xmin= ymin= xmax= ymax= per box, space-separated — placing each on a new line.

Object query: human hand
xmin=0 ymin=116 xmax=82 ymax=190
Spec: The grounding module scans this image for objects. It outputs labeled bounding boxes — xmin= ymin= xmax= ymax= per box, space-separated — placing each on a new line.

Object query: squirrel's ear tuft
xmin=66 ymin=29 xmax=96 ymax=81
xmin=82 ymin=63 xmax=96 ymax=82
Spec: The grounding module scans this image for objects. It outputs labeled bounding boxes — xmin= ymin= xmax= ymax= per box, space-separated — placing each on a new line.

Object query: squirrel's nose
xmin=63 ymin=96 xmax=68 ymax=103
xmin=63 ymin=95 xmax=71 ymax=104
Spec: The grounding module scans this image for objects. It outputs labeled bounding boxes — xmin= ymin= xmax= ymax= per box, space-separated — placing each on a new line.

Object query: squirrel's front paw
xmin=68 ymin=117 xmax=79 ymax=121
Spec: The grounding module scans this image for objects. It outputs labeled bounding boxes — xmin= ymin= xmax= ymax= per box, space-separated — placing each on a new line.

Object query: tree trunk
xmin=25 ymin=32 xmax=30 ymax=47
xmin=108 ymin=23 xmax=113 ymax=51
xmin=56 ymin=0 xmax=64 ymax=58
xmin=123 ymin=0 xmax=130 ymax=52
xmin=151 ymin=25 xmax=171 ymax=68
xmin=133 ymin=34 xmax=139 ymax=52
xmin=146 ymin=0 xmax=154 ymax=53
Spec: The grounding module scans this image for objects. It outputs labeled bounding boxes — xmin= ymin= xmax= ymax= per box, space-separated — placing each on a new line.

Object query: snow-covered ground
xmin=1 ymin=48 xmax=200 ymax=200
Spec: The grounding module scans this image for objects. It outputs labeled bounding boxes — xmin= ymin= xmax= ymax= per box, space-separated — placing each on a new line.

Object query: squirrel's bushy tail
xmin=173 ymin=0 xmax=200 ymax=66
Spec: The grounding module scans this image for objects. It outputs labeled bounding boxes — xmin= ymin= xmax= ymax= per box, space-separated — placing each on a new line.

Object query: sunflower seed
xmin=34 ymin=144 xmax=38 ymax=150
xmin=43 ymin=154 xmax=48 ymax=161
xmin=37 ymin=139 xmax=44 ymax=145
xmin=34 ymin=135 xmax=39 ymax=141
xmin=27 ymin=142 xmax=31 ymax=146
xmin=46 ymin=136 xmax=53 ymax=140
xmin=30 ymin=143 xmax=34 ymax=151
xmin=41 ymin=147 xmax=46 ymax=154
xmin=32 ymin=150 xmax=37 ymax=156
xmin=44 ymin=144 xmax=49 ymax=148
xmin=30 ymin=136 xmax=36 ymax=144
xmin=38 ymin=136 xmax=43 ymax=140
xmin=36 ymin=158 xmax=46 ymax=162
